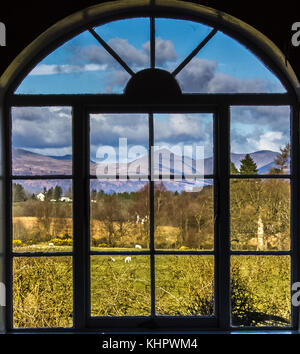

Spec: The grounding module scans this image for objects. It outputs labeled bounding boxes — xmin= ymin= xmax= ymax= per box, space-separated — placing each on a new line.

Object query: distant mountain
xmin=230 ymin=150 xmax=279 ymax=170
xmin=47 ymin=154 xmax=72 ymax=161
xmin=12 ymin=148 xmax=72 ymax=176
xmin=12 ymin=148 xmax=283 ymax=194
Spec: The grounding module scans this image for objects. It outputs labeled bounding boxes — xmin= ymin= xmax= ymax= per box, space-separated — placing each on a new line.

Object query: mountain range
xmin=12 ymin=148 xmax=282 ymax=194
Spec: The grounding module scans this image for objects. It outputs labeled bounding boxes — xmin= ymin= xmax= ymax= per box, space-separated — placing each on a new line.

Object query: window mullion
xmin=216 ymin=105 xmax=230 ymax=330
xmin=291 ymin=103 xmax=300 ymax=330
xmin=73 ymin=104 xmax=89 ymax=329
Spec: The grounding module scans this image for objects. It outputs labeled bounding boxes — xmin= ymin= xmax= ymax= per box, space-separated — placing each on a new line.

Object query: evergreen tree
xmin=45 ymin=187 xmax=54 ymax=201
xmin=239 ymin=154 xmax=258 ymax=175
xmin=230 ymin=161 xmax=239 ymax=174
xmin=13 ymin=183 xmax=28 ymax=202
xmin=54 ymin=185 xmax=63 ymax=201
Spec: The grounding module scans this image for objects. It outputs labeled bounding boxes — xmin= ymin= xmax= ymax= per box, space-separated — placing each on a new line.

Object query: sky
xmin=11 ymin=17 xmax=290 ymax=161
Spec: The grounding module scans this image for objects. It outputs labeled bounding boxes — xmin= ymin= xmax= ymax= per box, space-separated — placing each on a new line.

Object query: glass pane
xmin=154 ymin=180 xmax=214 ymax=250
xmin=230 ymin=106 xmax=290 ymax=174
xmin=155 ymin=18 xmax=213 ymax=72
xmin=90 ymin=181 xmax=149 ymax=250
xmin=230 ymin=179 xmax=290 ymax=251
xmin=154 ymin=113 xmax=213 ymax=174
xmin=90 ymin=113 xmax=149 ymax=177
xmin=176 ymin=31 xmax=286 ymax=93
xmin=156 ymin=255 xmax=214 ymax=316
xmin=12 ymin=107 xmax=72 ymax=176
xmin=91 ymin=255 xmax=150 ymax=316
xmin=13 ymin=180 xmax=73 ymax=253
xmin=95 ymin=18 xmax=150 ymax=72
xmin=231 ymin=256 xmax=291 ymax=327
xmin=16 ymin=30 xmax=130 ymax=94
xmin=13 ymin=256 xmax=73 ymax=328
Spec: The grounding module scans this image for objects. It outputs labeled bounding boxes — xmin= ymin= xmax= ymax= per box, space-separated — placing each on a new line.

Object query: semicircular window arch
xmin=15 ymin=17 xmax=286 ymax=95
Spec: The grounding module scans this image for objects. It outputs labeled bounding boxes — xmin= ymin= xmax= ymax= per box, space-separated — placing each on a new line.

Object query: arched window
xmin=2 ymin=0 xmax=300 ymax=332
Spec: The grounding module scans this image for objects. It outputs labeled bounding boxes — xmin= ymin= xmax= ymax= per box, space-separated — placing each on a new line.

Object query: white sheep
xmin=48 ymin=242 xmax=54 ymax=246
xmin=125 ymin=256 xmax=132 ymax=263
xmin=135 ymin=244 xmax=142 ymax=249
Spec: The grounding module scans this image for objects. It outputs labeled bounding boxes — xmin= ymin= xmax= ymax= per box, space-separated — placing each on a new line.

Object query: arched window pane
xmin=16 ymin=30 xmax=131 ymax=94
xmin=176 ymin=32 xmax=286 ymax=93
xmin=94 ymin=18 xmax=150 ymax=72
xmin=155 ymin=18 xmax=213 ymax=72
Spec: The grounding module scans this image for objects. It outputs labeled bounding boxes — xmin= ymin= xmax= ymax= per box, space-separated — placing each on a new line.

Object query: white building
xmin=37 ymin=193 xmax=45 ymax=201
xmin=60 ymin=196 xmax=72 ymax=202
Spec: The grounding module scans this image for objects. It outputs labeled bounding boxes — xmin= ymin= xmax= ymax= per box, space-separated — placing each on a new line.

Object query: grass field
xmin=13 ymin=247 xmax=291 ymax=329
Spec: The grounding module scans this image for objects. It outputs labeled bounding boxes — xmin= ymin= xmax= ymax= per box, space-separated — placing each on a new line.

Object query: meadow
xmin=13 ymin=246 xmax=291 ymax=328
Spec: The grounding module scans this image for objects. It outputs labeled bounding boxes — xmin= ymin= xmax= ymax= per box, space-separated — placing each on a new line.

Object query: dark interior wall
xmin=0 ymin=0 xmax=300 ymax=82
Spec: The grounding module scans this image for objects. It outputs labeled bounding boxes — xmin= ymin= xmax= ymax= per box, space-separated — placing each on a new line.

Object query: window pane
xmin=177 ymin=32 xmax=286 ymax=93
xmin=231 ymin=256 xmax=291 ymax=327
xmin=13 ymin=256 xmax=73 ymax=328
xmin=156 ymin=255 xmax=214 ymax=316
xmin=16 ymin=30 xmax=131 ymax=94
xmin=154 ymin=180 xmax=214 ymax=250
xmin=94 ymin=18 xmax=150 ymax=72
xmin=154 ymin=113 xmax=213 ymax=174
xmin=12 ymin=107 xmax=72 ymax=176
xmin=230 ymin=106 xmax=290 ymax=175
xmin=90 ymin=181 xmax=149 ymax=250
xmin=90 ymin=113 xmax=149 ymax=176
xmin=155 ymin=18 xmax=213 ymax=72
xmin=230 ymin=179 xmax=290 ymax=251
xmin=90 ymin=255 xmax=150 ymax=316
xmin=13 ymin=180 xmax=73 ymax=253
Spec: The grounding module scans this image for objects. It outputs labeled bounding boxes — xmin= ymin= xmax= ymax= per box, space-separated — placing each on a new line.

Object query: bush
xmin=49 ymin=238 xmax=73 ymax=246
xmin=13 ymin=240 xmax=23 ymax=247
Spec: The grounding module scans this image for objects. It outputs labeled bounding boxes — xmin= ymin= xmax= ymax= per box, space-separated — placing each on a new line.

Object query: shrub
xmin=49 ymin=238 xmax=73 ymax=246
xmin=13 ymin=240 xmax=23 ymax=247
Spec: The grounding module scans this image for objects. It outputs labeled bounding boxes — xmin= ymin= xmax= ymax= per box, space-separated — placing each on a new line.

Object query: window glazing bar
xmin=88 ymin=28 xmax=135 ymax=77
xmin=172 ymin=28 xmax=218 ymax=77
xmin=230 ymin=174 xmax=290 ymax=179
xmin=150 ymin=16 xmax=155 ymax=68
xmin=149 ymin=112 xmax=155 ymax=318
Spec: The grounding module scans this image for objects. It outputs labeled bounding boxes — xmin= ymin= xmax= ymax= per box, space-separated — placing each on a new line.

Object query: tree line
xmin=13 ymin=144 xmax=290 ymax=250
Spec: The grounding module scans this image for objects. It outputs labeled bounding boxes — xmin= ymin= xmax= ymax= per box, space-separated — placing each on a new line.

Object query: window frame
xmin=4 ymin=10 xmax=300 ymax=332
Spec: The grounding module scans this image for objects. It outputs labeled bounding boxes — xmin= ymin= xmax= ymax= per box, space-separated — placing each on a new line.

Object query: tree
xmin=54 ymin=185 xmax=63 ymax=201
xmin=65 ymin=186 xmax=72 ymax=199
xmin=91 ymin=188 xmax=97 ymax=201
xmin=13 ymin=183 xmax=28 ymax=202
xmin=239 ymin=154 xmax=258 ymax=175
xmin=269 ymin=143 xmax=290 ymax=174
xmin=230 ymin=161 xmax=239 ymax=174
xmin=45 ymin=187 xmax=53 ymax=201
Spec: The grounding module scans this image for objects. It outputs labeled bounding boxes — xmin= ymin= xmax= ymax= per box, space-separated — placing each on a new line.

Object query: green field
xmin=13 ymin=249 xmax=291 ymax=329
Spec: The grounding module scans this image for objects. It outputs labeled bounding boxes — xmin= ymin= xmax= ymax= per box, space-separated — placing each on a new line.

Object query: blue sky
xmin=16 ymin=17 xmax=285 ymax=94
xmin=12 ymin=18 xmax=290 ymax=161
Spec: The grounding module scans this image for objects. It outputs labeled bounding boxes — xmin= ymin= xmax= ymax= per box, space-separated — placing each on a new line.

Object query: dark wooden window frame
xmin=4 ymin=11 xmax=300 ymax=333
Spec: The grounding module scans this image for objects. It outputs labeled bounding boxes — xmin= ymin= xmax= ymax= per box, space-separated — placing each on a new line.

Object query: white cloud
xmin=30 ymin=63 xmax=107 ymax=76
xmin=12 ymin=107 xmax=72 ymax=151
xmin=247 ymin=131 xmax=283 ymax=152
xmin=142 ymin=37 xmax=177 ymax=66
